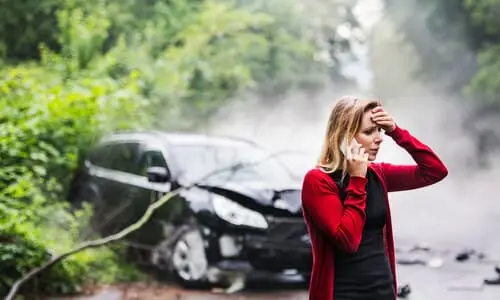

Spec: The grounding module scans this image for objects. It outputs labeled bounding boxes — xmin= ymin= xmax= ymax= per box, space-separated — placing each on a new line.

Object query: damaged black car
xmin=68 ymin=131 xmax=312 ymax=288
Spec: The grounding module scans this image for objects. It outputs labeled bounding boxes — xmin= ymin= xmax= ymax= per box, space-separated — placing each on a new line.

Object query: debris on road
xmin=397 ymin=284 xmax=411 ymax=298
xmin=397 ymin=257 xmax=426 ymax=266
xmin=409 ymin=243 xmax=431 ymax=252
xmin=427 ymin=257 xmax=444 ymax=269
xmin=455 ymin=249 xmax=486 ymax=262
xmin=483 ymin=265 xmax=500 ymax=285
xmin=484 ymin=277 xmax=500 ymax=285
xmin=396 ymin=256 xmax=444 ymax=268
xmin=211 ymin=274 xmax=246 ymax=294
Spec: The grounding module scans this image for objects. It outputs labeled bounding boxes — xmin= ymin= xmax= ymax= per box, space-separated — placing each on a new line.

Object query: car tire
xmin=153 ymin=225 xmax=210 ymax=289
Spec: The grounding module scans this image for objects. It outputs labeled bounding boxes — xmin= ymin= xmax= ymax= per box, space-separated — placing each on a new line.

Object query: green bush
xmin=0 ymin=202 xmax=146 ymax=297
xmin=0 ymin=62 xmax=149 ymax=298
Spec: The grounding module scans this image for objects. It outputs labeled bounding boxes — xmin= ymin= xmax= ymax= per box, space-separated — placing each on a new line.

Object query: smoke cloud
xmin=205 ymin=0 xmax=500 ymax=256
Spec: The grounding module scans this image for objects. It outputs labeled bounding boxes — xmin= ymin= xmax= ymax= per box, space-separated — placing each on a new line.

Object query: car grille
xmin=265 ymin=216 xmax=309 ymax=244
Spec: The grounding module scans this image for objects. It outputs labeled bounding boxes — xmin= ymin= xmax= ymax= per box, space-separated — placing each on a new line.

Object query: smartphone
xmin=340 ymin=137 xmax=359 ymax=156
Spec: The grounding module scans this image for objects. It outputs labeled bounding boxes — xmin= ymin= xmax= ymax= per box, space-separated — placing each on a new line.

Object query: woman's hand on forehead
xmin=371 ymin=106 xmax=395 ymax=133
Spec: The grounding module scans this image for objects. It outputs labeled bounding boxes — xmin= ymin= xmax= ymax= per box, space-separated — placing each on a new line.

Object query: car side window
xmin=107 ymin=142 xmax=141 ymax=174
xmin=137 ymin=148 xmax=168 ymax=177
xmin=89 ymin=142 xmax=139 ymax=173
xmin=88 ymin=144 xmax=114 ymax=168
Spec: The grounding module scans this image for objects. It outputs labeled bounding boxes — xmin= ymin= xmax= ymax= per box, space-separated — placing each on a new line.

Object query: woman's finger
xmin=375 ymin=122 xmax=393 ymax=129
xmin=371 ymin=112 xmax=385 ymax=119
xmin=372 ymin=112 xmax=391 ymax=118
xmin=373 ymin=116 xmax=392 ymax=122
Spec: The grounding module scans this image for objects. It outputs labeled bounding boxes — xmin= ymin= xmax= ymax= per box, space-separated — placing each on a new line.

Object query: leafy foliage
xmin=462 ymin=0 xmax=500 ymax=104
xmin=0 ymin=61 xmax=148 ymax=297
xmin=384 ymin=0 xmax=500 ymax=105
xmin=465 ymin=45 xmax=500 ymax=104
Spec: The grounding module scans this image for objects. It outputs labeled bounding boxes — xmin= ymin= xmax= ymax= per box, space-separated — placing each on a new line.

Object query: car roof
xmin=99 ymin=131 xmax=258 ymax=148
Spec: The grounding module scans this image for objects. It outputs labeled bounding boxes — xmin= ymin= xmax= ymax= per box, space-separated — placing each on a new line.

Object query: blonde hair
xmin=317 ymin=95 xmax=381 ymax=176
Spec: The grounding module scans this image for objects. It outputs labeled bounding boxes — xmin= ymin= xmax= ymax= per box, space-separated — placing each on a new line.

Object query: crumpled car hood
xmin=197 ymin=178 xmax=303 ymax=215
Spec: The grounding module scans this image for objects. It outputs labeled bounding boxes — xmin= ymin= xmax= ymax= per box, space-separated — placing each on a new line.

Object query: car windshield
xmin=169 ymin=142 xmax=298 ymax=187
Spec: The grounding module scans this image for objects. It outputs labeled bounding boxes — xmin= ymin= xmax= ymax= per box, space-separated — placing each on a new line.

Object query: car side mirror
xmin=146 ymin=166 xmax=170 ymax=183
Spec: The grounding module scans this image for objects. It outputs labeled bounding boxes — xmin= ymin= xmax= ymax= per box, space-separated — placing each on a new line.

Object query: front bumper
xmin=243 ymin=234 xmax=312 ymax=272
xmin=201 ymin=216 xmax=312 ymax=274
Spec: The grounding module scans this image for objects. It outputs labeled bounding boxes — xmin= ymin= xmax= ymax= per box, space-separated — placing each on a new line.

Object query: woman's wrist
xmin=385 ymin=124 xmax=403 ymax=139
xmin=384 ymin=123 xmax=396 ymax=133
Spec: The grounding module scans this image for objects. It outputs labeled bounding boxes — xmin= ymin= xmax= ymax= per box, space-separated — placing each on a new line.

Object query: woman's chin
xmin=368 ymin=154 xmax=377 ymax=162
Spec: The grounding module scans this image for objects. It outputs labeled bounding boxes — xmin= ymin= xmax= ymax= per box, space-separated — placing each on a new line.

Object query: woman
xmin=301 ymin=96 xmax=448 ymax=300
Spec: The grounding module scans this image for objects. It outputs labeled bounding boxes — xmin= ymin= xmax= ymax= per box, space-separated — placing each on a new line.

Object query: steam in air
xmin=207 ymin=0 xmax=500 ymax=254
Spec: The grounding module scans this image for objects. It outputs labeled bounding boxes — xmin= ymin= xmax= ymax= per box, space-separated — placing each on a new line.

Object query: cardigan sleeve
xmin=380 ymin=125 xmax=448 ymax=192
xmin=301 ymin=169 xmax=367 ymax=253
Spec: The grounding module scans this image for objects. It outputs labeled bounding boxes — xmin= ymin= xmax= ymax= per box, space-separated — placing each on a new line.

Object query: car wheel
xmin=168 ymin=226 xmax=209 ymax=288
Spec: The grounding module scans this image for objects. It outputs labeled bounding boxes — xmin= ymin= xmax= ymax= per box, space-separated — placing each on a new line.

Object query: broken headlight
xmin=211 ymin=194 xmax=268 ymax=229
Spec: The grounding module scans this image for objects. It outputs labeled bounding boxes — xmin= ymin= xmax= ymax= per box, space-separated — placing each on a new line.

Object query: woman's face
xmin=355 ymin=110 xmax=383 ymax=161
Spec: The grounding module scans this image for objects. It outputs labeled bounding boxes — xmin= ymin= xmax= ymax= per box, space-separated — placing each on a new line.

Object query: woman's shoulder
xmin=304 ymin=166 xmax=329 ymax=178
xmin=302 ymin=167 xmax=344 ymax=198
xmin=303 ymin=167 xmax=340 ymax=186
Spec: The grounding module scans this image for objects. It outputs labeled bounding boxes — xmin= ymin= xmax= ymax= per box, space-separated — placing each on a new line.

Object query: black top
xmin=331 ymin=169 xmax=394 ymax=300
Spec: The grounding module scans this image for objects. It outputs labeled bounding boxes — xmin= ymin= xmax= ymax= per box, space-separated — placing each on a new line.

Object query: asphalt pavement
xmin=47 ymin=248 xmax=500 ymax=300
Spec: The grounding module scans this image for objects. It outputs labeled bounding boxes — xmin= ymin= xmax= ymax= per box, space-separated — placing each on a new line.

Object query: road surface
xmin=48 ymin=247 xmax=500 ymax=300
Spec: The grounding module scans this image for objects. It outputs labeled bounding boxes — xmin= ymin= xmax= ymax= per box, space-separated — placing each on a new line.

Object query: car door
xmin=84 ymin=142 xmax=127 ymax=235
xmin=126 ymin=142 xmax=174 ymax=246
xmin=93 ymin=141 xmax=142 ymax=236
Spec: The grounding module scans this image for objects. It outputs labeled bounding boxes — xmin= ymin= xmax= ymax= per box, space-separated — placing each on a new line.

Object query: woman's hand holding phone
xmin=345 ymin=140 xmax=369 ymax=178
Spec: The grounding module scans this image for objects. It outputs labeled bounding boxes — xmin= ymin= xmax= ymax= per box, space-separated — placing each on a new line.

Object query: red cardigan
xmin=301 ymin=125 xmax=448 ymax=300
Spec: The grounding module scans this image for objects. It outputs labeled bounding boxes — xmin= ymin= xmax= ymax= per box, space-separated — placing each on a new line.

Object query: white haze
xmin=206 ymin=0 xmax=500 ymax=257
